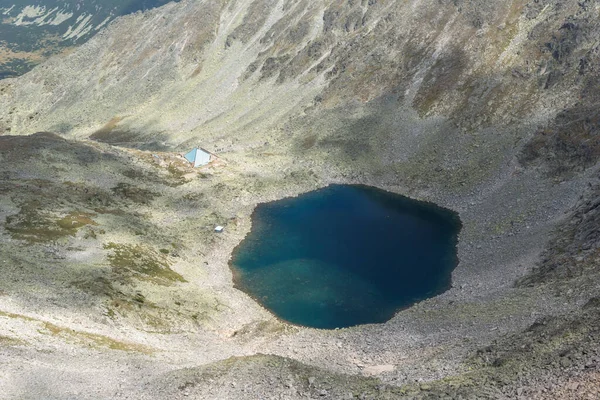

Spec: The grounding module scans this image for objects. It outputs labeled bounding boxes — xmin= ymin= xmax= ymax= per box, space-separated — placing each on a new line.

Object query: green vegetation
xmin=56 ymin=212 xmax=98 ymax=230
xmin=70 ymin=276 xmax=199 ymax=332
xmin=0 ymin=335 xmax=27 ymax=347
xmin=166 ymin=164 xmax=190 ymax=186
xmin=111 ymin=182 xmax=157 ymax=204
xmin=0 ymin=310 xmax=151 ymax=352
xmin=5 ymin=203 xmax=97 ymax=243
xmin=41 ymin=321 xmax=154 ymax=353
xmin=105 ymin=296 xmax=174 ymax=332
xmin=231 ymin=320 xmax=290 ymax=338
xmin=104 ymin=242 xmax=185 ymax=285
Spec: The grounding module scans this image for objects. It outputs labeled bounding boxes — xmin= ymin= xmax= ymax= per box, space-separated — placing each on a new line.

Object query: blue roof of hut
xmin=184 ymin=148 xmax=211 ymax=167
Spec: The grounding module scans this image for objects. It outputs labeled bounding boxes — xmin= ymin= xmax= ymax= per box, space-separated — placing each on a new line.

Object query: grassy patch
xmin=71 ymin=277 xmax=186 ymax=332
xmin=56 ymin=212 xmax=98 ymax=230
xmin=232 ymin=320 xmax=289 ymax=338
xmin=5 ymin=203 xmax=98 ymax=243
xmin=167 ymin=164 xmax=190 ymax=186
xmin=112 ymin=182 xmax=157 ymax=204
xmin=0 ymin=335 xmax=27 ymax=347
xmin=105 ymin=297 xmax=174 ymax=331
xmin=70 ymin=276 xmax=116 ymax=297
xmin=0 ymin=309 xmax=151 ymax=352
xmin=104 ymin=242 xmax=185 ymax=285
xmin=41 ymin=321 xmax=153 ymax=353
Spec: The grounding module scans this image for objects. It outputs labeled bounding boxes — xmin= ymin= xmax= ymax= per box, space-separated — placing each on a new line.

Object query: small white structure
xmin=184 ymin=148 xmax=211 ymax=167
xmin=214 ymin=226 xmax=224 ymax=233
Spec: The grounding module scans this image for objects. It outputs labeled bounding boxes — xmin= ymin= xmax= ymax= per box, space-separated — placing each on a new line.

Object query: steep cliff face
xmin=1 ymin=1 xmax=600 ymax=398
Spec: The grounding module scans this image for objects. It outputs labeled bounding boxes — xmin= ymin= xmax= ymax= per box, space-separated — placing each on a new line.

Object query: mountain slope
xmin=1 ymin=0 xmax=598 ymax=173
xmin=0 ymin=0 xmax=180 ymax=78
xmin=1 ymin=0 xmax=600 ymax=398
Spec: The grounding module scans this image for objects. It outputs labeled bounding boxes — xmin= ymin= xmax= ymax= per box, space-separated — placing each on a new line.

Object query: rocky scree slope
xmin=1 ymin=0 xmax=600 ymax=399
xmin=0 ymin=0 xmax=599 ymax=195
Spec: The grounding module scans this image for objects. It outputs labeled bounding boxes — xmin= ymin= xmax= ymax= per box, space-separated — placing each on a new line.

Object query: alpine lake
xmin=230 ymin=185 xmax=461 ymax=329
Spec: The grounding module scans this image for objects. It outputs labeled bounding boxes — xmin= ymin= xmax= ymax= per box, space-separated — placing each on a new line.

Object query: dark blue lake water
xmin=230 ymin=185 xmax=461 ymax=329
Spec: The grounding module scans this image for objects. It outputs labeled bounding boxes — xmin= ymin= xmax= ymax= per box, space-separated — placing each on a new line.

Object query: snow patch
xmin=1 ymin=5 xmax=15 ymax=15
xmin=49 ymin=10 xmax=74 ymax=26
xmin=75 ymin=13 xmax=87 ymax=23
xmin=31 ymin=6 xmax=58 ymax=25
xmin=9 ymin=5 xmax=73 ymax=26
xmin=94 ymin=16 xmax=111 ymax=31
xmin=63 ymin=14 xmax=93 ymax=40
xmin=13 ymin=5 xmax=47 ymax=25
